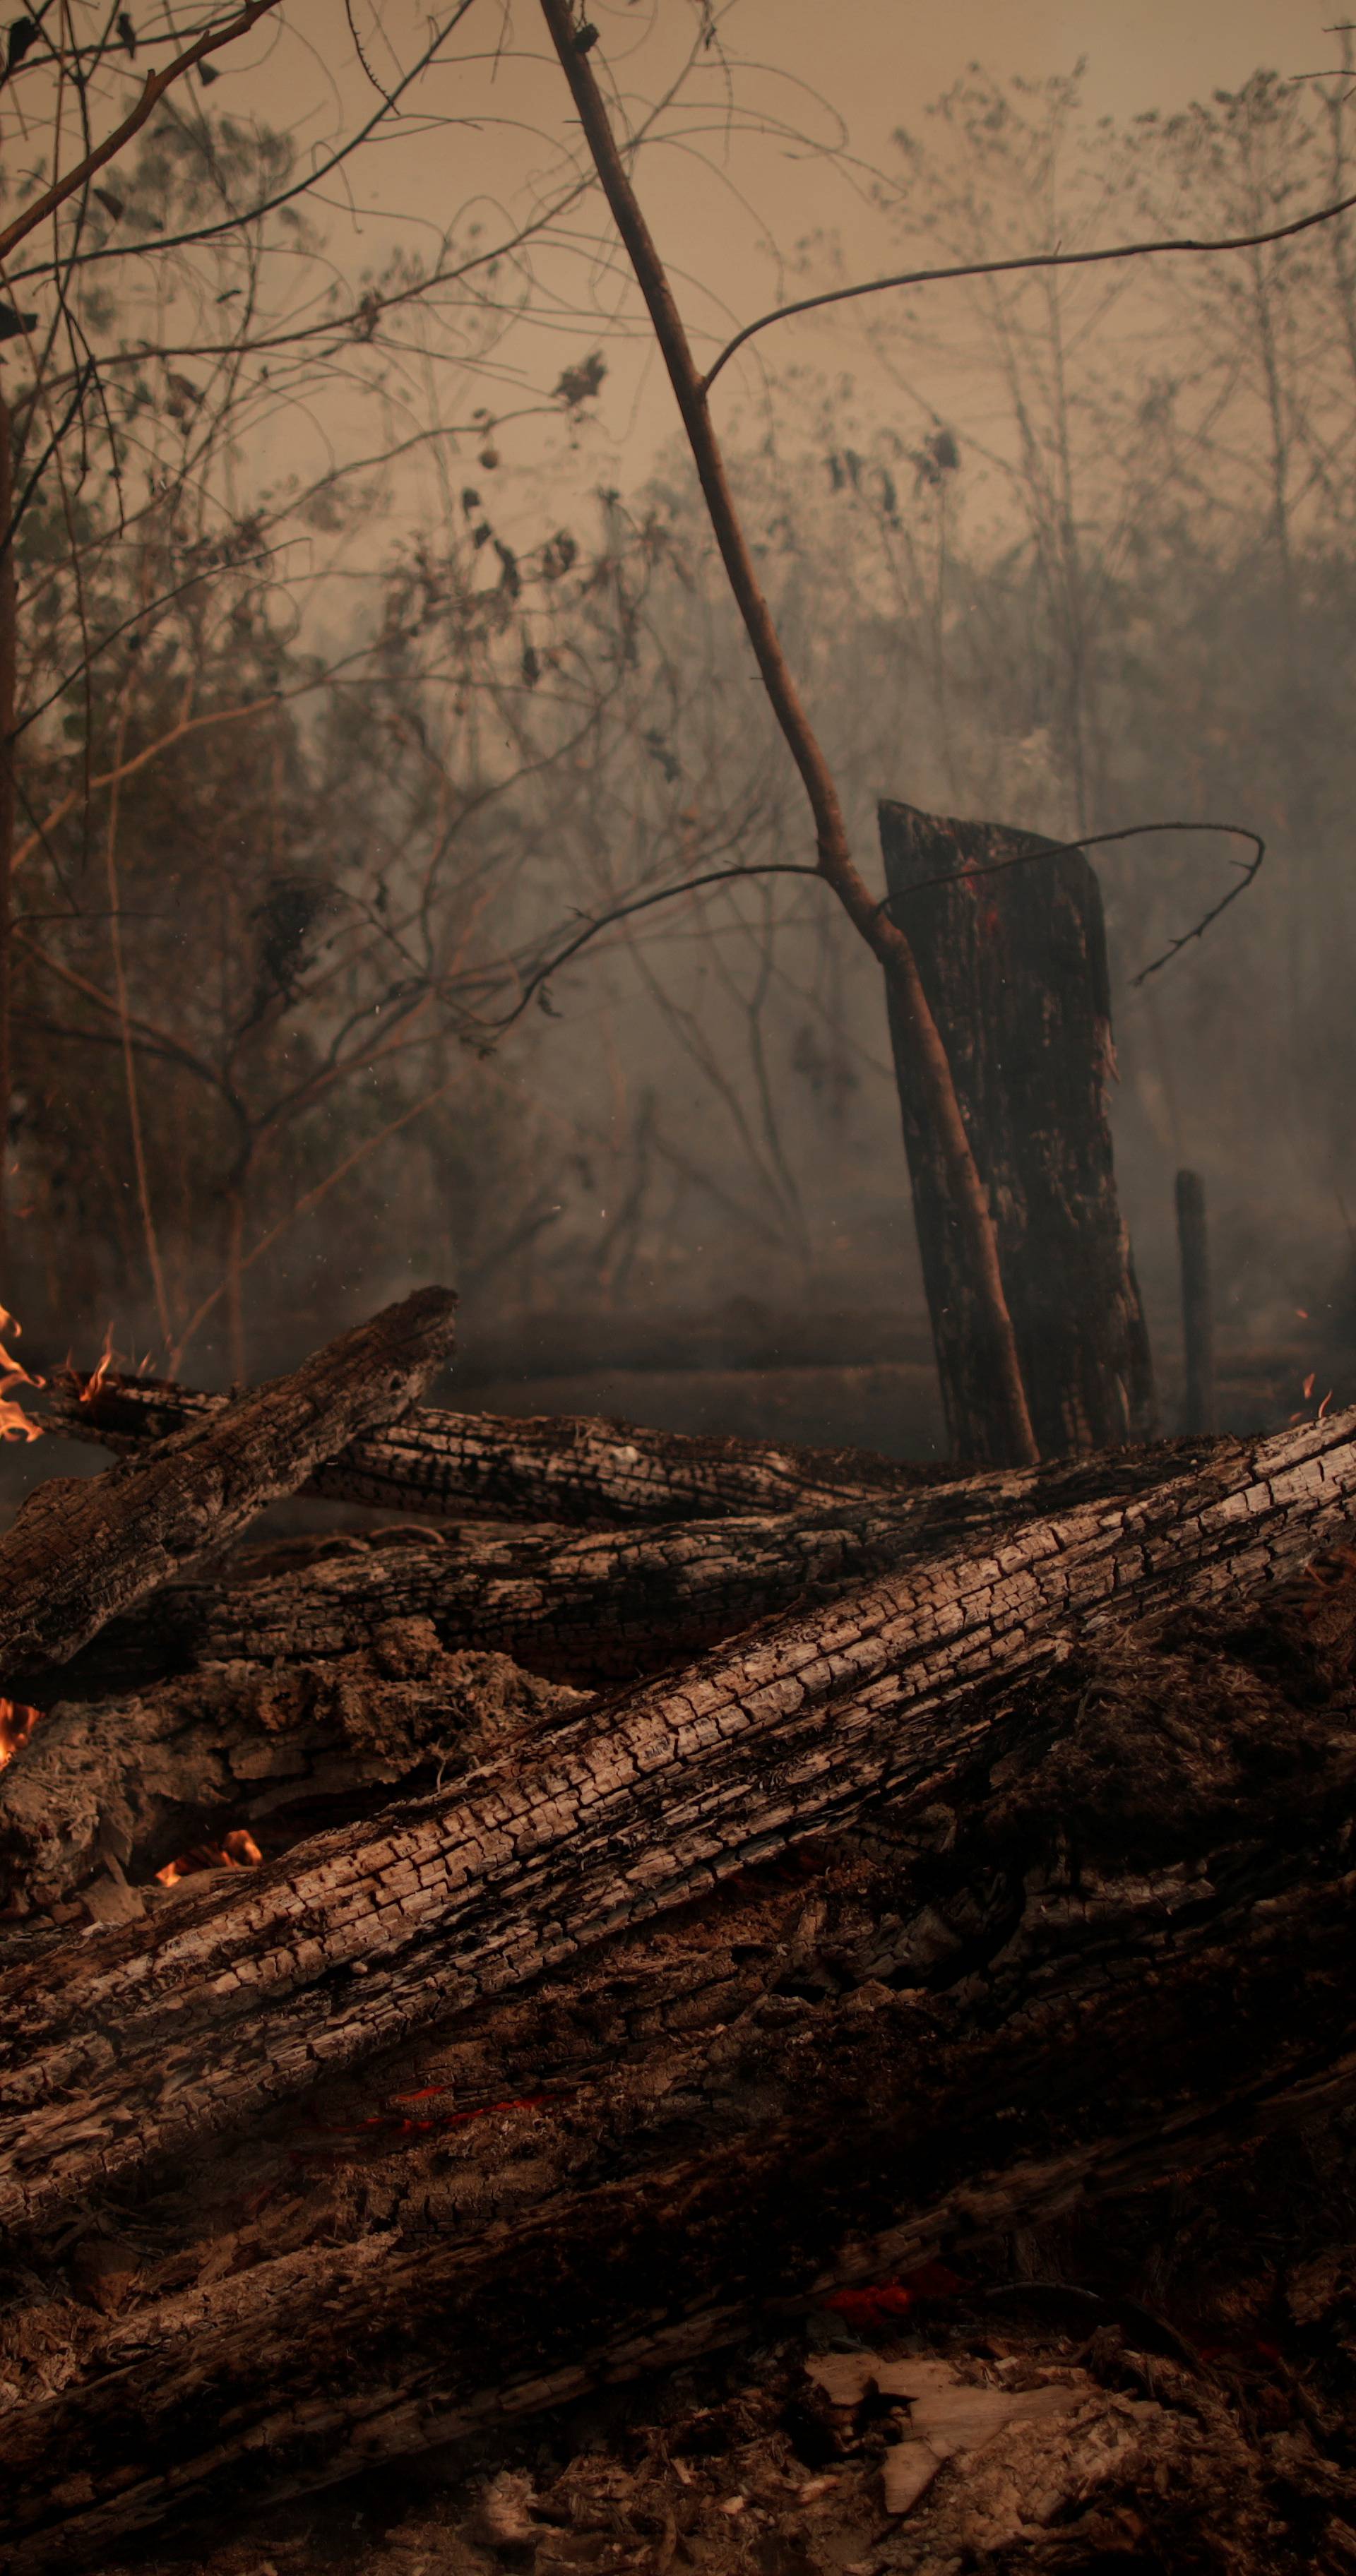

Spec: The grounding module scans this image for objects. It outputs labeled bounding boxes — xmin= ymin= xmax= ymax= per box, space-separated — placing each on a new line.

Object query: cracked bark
xmin=1 ymin=1431 xmax=1246 ymax=1903
xmin=0 ymin=1287 xmax=457 ymax=1682
xmin=16 ymin=1429 xmax=1232 ymax=1716
xmin=3 ymin=1404 xmax=1355 ymax=2254
xmin=6 ymin=1540 xmax=1356 ymax=2568
xmin=39 ymin=1368 xmax=944 ymax=1523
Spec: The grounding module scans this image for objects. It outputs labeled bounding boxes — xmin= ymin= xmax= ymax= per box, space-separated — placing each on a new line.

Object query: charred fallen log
xmin=17 ymin=1427 xmax=1232 ymax=1715
xmin=6 ymin=1551 xmax=1356 ymax=2567
xmin=11 ymin=1503 xmax=924 ymax=1708
xmin=1 ymin=1433 xmax=1256 ymax=1905
xmin=0 ymin=1288 xmax=457 ymax=1679
xmin=41 ymin=1368 xmax=948 ymax=1522
xmin=4 ymin=1405 xmax=1355 ymax=2250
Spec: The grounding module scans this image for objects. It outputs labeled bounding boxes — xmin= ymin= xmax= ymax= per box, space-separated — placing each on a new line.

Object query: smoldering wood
xmin=7 ymin=1544 xmax=1356 ymax=2567
xmin=4 ymin=1403 xmax=1355 ymax=2250
xmin=0 ymin=1637 xmax=592 ymax=1905
xmin=40 ymin=1368 xmax=939 ymax=1524
xmin=1 ymin=1429 xmax=1259 ymax=1902
xmin=12 ymin=1427 xmax=1226 ymax=1720
xmin=1 ymin=1432 xmax=1239 ymax=1908
xmin=1177 ymin=1167 xmax=1218 ymax=1435
xmin=0 ymin=1287 xmax=457 ymax=1681
xmin=878 ymin=798 xmax=1155 ymax=1465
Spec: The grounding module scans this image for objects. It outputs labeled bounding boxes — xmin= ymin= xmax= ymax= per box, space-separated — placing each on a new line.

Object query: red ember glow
xmin=0 ymin=1698 xmax=39 ymax=1769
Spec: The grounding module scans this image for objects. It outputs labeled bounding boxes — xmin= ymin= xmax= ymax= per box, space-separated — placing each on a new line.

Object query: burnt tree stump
xmin=879 ymin=799 xmax=1154 ymax=1465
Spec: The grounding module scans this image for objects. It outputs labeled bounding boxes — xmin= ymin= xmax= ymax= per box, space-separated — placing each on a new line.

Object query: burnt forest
xmin=3 ymin=9 xmax=1356 ymax=2576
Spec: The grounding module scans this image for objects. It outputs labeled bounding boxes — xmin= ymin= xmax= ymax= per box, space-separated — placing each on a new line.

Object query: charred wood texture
xmin=6 ymin=1539 xmax=1356 ymax=2567
xmin=18 ymin=1431 xmax=1222 ymax=1710
xmin=3 ymin=1405 xmax=1355 ymax=2251
xmin=0 ymin=1638 xmax=591 ymax=1904
xmin=2 ymin=1434 xmax=1243 ymax=1906
xmin=40 ymin=1369 xmax=936 ymax=1523
xmin=878 ymin=798 xmax=1155 ymax=1465
xmin=0 ymin=1287 xmax=457 ymax=1682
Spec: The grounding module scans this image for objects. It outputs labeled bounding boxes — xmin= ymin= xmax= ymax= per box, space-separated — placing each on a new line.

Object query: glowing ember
xmin=0 ymin=1304 xmax=43 ymax=1444
xmin=0 ymin=1698 xmax=39 ymax=1769
xmin=155 ymin=1825 xmax=263 ymax=1887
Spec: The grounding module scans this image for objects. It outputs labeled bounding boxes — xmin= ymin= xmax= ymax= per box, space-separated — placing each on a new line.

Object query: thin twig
xmin=875 ymin=820 xmax=1266 ymax=985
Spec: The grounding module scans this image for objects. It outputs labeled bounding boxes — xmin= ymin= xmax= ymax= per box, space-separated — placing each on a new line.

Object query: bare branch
xmin=537 ymin=0 xmax=1037 ymax=1464
xmin=877 ymin=821 xmax=1267 ymax=986
xmin=700 ymin=184 xmax=1356 ymax=395
xmin=0 ymin=0 xmax=287 ymax=272
xmin=6 ymin=2 xmax=480 ymax=286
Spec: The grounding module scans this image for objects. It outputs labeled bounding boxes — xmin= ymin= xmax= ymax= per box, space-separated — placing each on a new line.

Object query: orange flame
xmin=155 ymin=1825 xmax=263 ymax=1887
xmin=56 ymin=1323 xmax=121 ymax=1409
xmin=0 ymin=1698 xmax=38 ymax=1769
xmin=0 ymin=1304 xmax=43 ymax=1444
xmin=83 ymin=1322 xmax=117 ymax=1405
xmin=59 ymin=1322 xmax=117 ymax=1406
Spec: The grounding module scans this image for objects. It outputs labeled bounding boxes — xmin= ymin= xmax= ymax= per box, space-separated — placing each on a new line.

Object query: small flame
xmin=0 ymin=1698 xmax=39 ymax=1769
xmin=1304 ymin=1372 xmax=1316 ymax=1400
xmin=56 ymin=1323 xmax=120 ymax=1410
xmin=0 ymin=1304 xmax=43 ymax=1444
xmin=1319 ymin=1389 xmax=1334 ymax=1420
xmin=156 ymin=1825 xmax=263 ymax=1887
xmin=81 ymin=1323 xmax=117 ymax=1407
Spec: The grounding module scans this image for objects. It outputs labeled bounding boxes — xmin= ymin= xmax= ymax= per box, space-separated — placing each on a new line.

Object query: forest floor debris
xmin=109 ymin=2118 xmax=1356 ymax=2576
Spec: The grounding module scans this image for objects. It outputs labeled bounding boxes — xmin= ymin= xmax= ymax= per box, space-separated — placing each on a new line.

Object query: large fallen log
xmin=452 ymin=1298 xmax=939 ymax=1382
xmin=40 ymin=1368 xmax=946 ymax=1522
xmin=16 ymin=1432 xmax=1215 ymax=1711
xmin=6 ymin=1546 xmax=1356 ymax=2567
xmin=0 ymin=1287 xmax=457 ymax=1682
xmin=4 ymin=1403 xmax=1355 ymax=2248
xmin=0 ymin=1435 xmax=1247 ymax=1901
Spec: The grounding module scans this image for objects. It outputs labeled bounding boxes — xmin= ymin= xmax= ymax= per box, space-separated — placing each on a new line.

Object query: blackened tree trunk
xmin=879 ymin=799 xmax=1154 ymax=1465
xmin=1177 ymin=1167 xmax=1217 ymax=1434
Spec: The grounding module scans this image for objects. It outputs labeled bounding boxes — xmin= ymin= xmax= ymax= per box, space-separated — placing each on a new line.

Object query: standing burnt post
xmin=879 ymin=798 xmax=1154 ymax=1463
